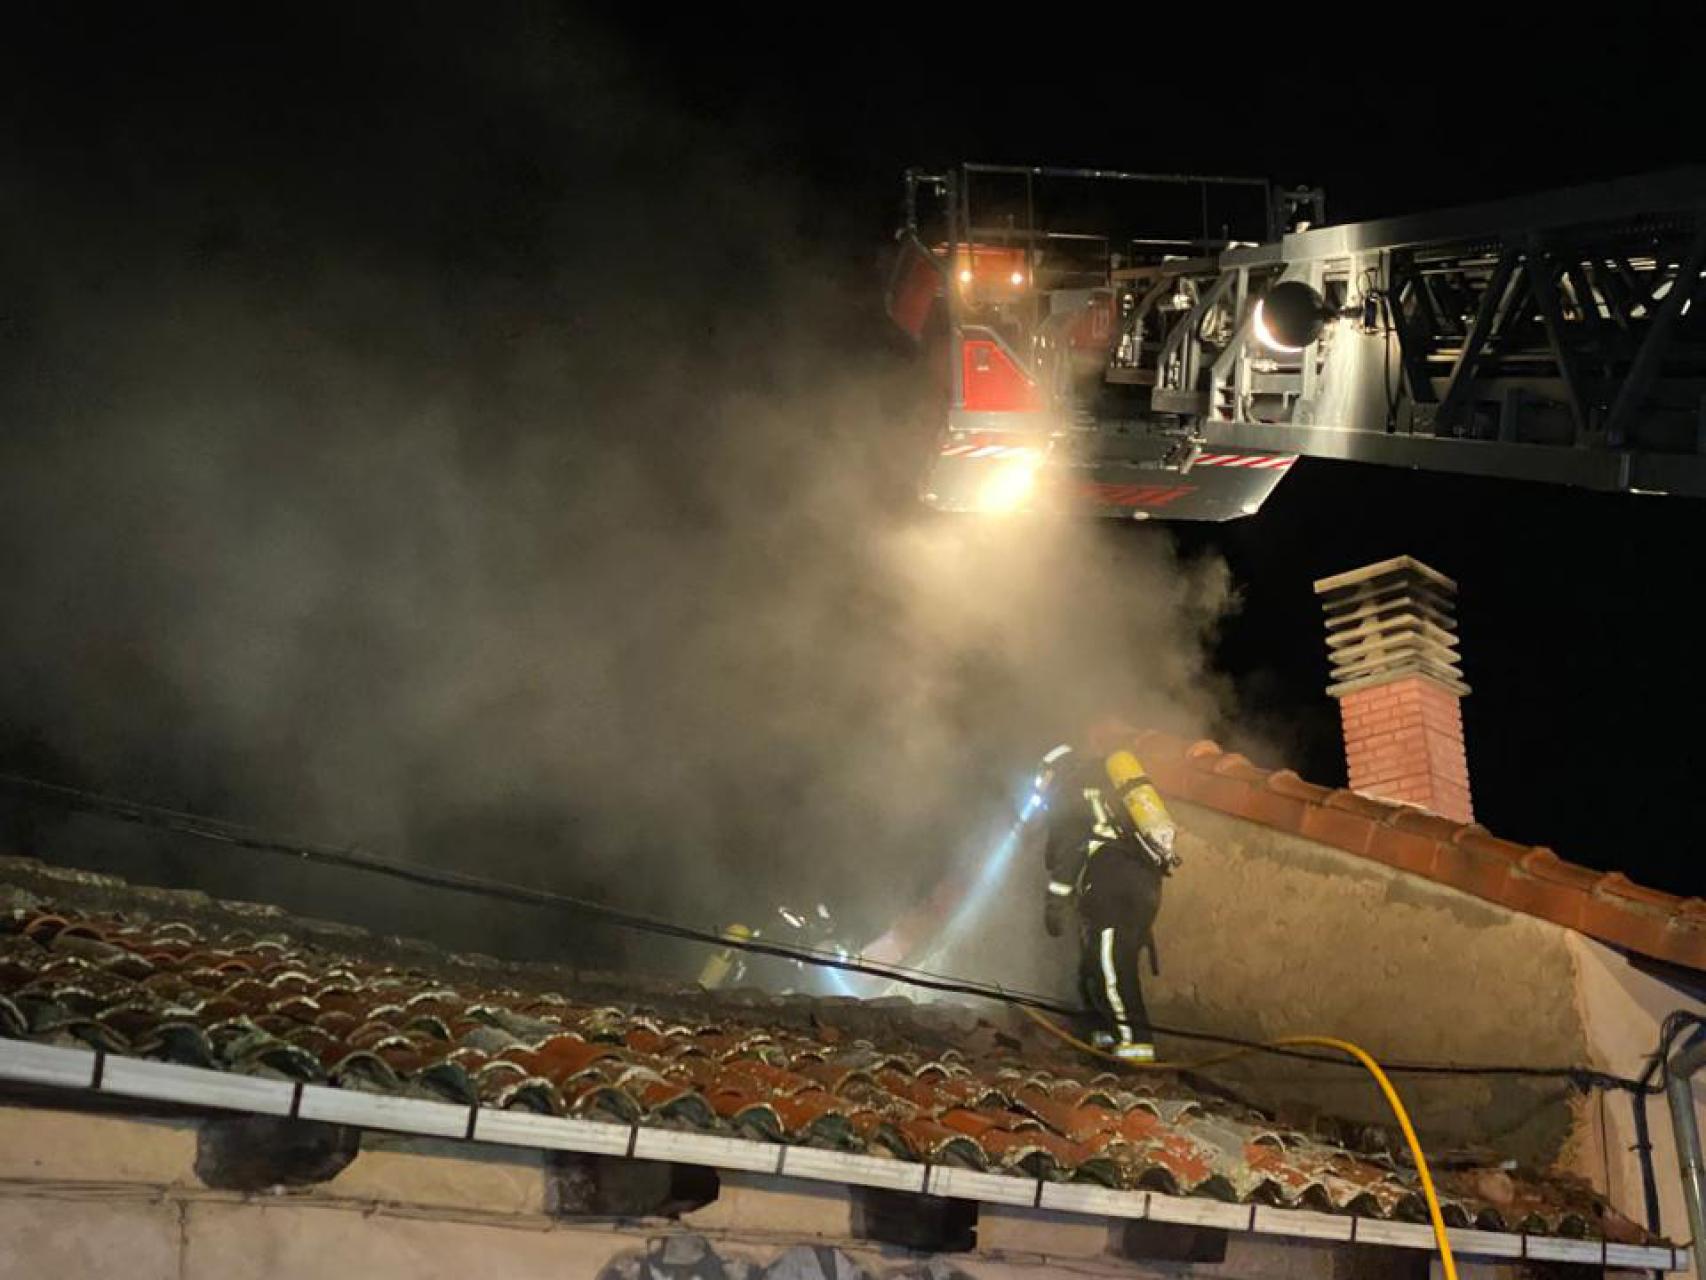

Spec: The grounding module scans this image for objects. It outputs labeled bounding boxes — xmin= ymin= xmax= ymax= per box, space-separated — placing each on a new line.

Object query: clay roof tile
xmin=0 ymin=858 xmax=1668 ymax=1244
xmin=1264 ymin=770 xmax=1336 ymax=804
xmin=1209 ymin=752 xmax=1270 ymax=784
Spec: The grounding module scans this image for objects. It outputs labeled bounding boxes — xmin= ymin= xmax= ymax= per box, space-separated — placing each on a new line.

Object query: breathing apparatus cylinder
xmin=1103 ymin=749 xmax=1178 ymax=866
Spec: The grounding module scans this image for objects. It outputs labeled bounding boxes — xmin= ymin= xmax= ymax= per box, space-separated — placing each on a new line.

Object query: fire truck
xmin=887 ymin=164 xmax=1706 ymax=520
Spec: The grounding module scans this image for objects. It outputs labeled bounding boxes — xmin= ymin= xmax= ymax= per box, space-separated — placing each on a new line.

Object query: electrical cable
xmin=1357 ymin=265 xmax=1401 ymax=432
xmin=0 ymin=771 xmax=1073 ymax=1013
xmin=0 ymin=769 xmax=1650 ymax=1092
xmin=1380 ymin=291 xmax=1400 ymax=431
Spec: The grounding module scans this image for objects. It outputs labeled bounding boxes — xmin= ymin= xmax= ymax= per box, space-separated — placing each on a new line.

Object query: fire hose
xmin=1020 ymin=1004 xmax=1459 ymax=1280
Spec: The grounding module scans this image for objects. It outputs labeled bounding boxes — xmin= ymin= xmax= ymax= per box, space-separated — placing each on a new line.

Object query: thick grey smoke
xmin=0 ymin=8 xmax=1238 ymax=979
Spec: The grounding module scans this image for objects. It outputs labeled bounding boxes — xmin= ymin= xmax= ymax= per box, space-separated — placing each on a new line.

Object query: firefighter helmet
xmin=1029 ymin=743 xmax=1075 ymax=811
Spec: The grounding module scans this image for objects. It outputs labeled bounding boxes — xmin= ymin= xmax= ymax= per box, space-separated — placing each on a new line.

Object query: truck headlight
xmin=978 ymin=459 xmax=1038 ymax=513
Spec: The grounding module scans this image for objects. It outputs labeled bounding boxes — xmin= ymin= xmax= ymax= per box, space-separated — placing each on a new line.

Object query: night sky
xmin=1 ymin=2 xmax=1700 ymax=930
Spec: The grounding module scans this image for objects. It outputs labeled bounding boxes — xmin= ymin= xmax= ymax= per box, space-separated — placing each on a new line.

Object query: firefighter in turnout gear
xmin=697 ymin=904 xmax=852 ymax=996
xmin=1030 ymin=742 xmax=1180 ymax=1062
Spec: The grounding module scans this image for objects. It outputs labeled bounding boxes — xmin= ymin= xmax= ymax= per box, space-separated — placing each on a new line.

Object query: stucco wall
xmin=0 ymin=1192 xmax=1434 ymax=1280
xmin=1566 ymin=932 xmax=1706 ymax=1273
xmin=1128 ymin=802 xmax=1591 ymax=1164
xmin=931 ymin=796 xmax=1599 ymax=1165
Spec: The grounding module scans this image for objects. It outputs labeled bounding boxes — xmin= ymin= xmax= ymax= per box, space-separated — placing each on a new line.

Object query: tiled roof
xmin=1096 ymin=727 xmax=1706 ymax=972
xmin=0 ymin=858 xmax=1655 ymax=1249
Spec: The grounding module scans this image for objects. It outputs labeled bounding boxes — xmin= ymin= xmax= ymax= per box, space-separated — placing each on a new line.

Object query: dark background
xmin=561 ymin=2 xmax=1706 ymax=893
xmin=0 ymin=1 xmax=1698 ymax=952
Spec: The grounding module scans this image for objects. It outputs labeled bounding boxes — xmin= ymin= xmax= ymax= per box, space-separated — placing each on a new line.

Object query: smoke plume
xmin=0 ymin=6 xmax=1238 ymax=981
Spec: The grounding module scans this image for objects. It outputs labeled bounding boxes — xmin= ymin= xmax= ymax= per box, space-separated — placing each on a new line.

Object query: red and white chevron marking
xmin=939 ymin=441 xmax=1041 ymax=460
xmin=1192 ymin=453 xmax=1296 ymax=470
xmin=941 ymin=442 xmax=1295 ymax=470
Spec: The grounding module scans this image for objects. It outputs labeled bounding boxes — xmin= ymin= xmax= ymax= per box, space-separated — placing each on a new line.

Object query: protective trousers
xmin=1076 ymin=849 xmax=1163 ymax=1045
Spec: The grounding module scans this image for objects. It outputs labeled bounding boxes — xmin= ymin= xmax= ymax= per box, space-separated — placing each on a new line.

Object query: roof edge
xmin=0 ymin=1037 xmax=1681 ymax=1268
xmin=1122 ymin=730 xmax=1706 ymax=973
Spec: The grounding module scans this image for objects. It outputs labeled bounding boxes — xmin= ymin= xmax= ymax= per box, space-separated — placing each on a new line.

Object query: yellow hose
xmin=1021 ymin=1007 xmax=1459 ymax=1280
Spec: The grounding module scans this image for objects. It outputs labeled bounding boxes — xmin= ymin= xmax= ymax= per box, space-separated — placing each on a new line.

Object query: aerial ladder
xmin=887 ymin=164 xmax=1706 ymax=520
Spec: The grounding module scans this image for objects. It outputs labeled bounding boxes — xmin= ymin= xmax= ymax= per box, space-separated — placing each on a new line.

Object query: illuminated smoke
xmin=0 ymin=7 xmax=1240 ymax=985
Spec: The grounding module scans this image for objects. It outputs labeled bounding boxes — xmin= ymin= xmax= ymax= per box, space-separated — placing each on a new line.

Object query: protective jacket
xmin=1033 ymin=744 xmax=1179 ymax=1054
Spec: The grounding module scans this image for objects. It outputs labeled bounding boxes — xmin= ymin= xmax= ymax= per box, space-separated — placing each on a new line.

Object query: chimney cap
xmin=1312 ymin=555 xmax=1457 ymax=597
xmin=1316 ymin=556 xmax=1468 ymax=698
xmin=1324 ymin=592 xmax=1457 ymax=634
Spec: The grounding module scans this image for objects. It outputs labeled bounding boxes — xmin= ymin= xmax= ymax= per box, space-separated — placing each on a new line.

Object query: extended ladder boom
xmin=890 ymin=165 xmax=1706 ymax=517
xmin=1174 ymin=167 xmax=1706 ymax=497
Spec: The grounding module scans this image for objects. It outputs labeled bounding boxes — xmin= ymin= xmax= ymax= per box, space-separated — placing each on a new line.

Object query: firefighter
xmin=697 ymin=922 xmax=755 ymax=991
xmin=698 ymin=904 xmax=852 ymax=994
xmin=1031 ymin=742 xmax=1180 ymax=1062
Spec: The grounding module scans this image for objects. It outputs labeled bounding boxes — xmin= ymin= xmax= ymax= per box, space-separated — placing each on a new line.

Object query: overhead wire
xmin=0 ymin=771 xmax=1071 ymax=1012
xmin=0 ymin=769 xmax=1651 ymax=1093
xmin=1358 ymin=262 xmax=1402 ymax=432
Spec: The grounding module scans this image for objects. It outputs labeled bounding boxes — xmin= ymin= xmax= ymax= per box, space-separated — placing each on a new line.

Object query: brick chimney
xmin=1313 ymin=557 xmax=1472 ymax=822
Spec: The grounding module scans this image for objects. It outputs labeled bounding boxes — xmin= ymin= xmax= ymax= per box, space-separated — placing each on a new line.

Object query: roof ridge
xmin=1125 ymin=731 xmax=1706 ymax=971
